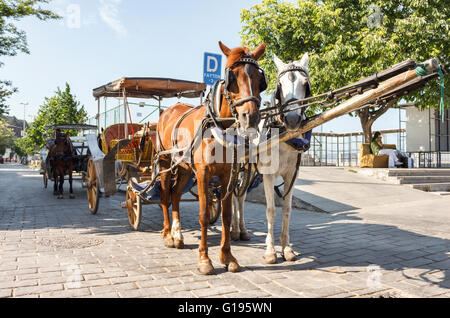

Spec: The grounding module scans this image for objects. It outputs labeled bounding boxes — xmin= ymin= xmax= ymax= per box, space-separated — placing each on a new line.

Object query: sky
xmin=2 ymin=0 xmax=404 ymax=133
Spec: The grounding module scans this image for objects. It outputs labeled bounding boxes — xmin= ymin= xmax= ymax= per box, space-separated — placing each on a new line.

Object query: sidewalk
xmin=294 ymin=167 xmax=450 ymax=236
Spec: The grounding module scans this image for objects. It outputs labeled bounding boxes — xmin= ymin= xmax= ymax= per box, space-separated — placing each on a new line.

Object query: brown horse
xmin=49 ymin=133 xmax=75 ymax=199
xmin=156 ymin=41 xmax=267 ymax=275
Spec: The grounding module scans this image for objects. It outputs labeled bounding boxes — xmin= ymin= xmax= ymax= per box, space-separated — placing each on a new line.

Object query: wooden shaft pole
xmin=249 ymin=58 xmax=439 ymax=160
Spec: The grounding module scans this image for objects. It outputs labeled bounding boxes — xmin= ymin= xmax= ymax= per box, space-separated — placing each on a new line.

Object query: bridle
xmin=270 ymin=64 xmax=312 ymax=200
xmin=53 ymin=134 xmax=72 ymax=158
xmin=274 ymin=64 xmax=311 ymax=125
xmin=223 ymin=57 xmax=267 ymax=119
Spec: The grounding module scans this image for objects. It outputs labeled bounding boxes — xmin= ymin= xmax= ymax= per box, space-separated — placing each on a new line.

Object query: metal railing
xmin=87 ymin=100 xmax=167 ymax=131
xmin=408 ymin=151 xmax=450 ymax=168
xmin=301 ymin=129 xmax=405 ymax=167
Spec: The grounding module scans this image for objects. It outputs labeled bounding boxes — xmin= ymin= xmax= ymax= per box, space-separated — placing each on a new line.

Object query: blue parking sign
xmin=203 ymin=52 xmax=222 ymax=86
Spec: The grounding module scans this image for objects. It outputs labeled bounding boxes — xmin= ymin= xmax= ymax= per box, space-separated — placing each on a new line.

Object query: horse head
xmin=218 ymin=41 xmax=267 ymax=133
xmin=274 ymin=53 xmax=311 ymax=132
xmin=53 ymin=133 xmax=72 ymax=157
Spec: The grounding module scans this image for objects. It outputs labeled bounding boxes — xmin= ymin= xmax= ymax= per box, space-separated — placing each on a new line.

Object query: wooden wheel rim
xmin=209 ymin=198 xmax=221 ymax=225
xmin=87 ymin=159 xmax=99 ymax=213
xmin=126 ymin=187 xmax=141 ymax=231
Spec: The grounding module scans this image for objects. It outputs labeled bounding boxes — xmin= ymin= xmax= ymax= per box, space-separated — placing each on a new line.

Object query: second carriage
xmin=85 ymin=77 xmax=222 ymax=230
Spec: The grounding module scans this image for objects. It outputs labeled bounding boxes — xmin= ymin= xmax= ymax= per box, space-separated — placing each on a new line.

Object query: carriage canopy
xmin=44 ymin=124 xmax=98 ymax=131
xmin=92 ymin=77 xmax=207 ymax=100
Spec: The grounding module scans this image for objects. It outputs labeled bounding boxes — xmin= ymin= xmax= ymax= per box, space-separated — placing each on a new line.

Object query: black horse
xmin=49 ymin=133 xmax=75 ymax=199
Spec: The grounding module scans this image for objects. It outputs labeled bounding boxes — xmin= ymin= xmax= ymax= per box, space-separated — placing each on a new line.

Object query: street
xmin=0 ymin=164 xmax=449 ymax=298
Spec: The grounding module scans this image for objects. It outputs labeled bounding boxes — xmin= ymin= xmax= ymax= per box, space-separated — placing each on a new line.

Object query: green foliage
xmin=0 ymin=118 xmax=14 ymax=155
xmin=2 ymin=113 xmax=26 ymax=128
xmin=25 ymin=83 xmax=88 ymax=150
xmin=0 ymin=0 xmax=60 ymax=115
xmin=241 ymin=0 xmax=449 ymax=112
xmin=0 ymin=79 xmax=16 ymax=116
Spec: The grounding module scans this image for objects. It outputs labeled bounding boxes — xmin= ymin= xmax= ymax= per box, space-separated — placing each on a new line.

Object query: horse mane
xmin=225 ymin=47 xmax=253 ymax=68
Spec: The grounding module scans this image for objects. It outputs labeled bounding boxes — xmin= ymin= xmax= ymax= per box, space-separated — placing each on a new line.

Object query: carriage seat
xmin=101 ymin=123 xmax=144 ymax=154
xmin=359 ymin=143 xmax=396 ymax=168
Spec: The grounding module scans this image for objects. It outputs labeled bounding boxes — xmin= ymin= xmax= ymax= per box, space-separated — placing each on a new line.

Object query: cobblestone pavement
xmin=0 ymin=164 xmax=449 ymax=298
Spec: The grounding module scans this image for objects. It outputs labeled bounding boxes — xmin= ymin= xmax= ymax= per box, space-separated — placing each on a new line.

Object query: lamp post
xmin=20 ymin=102 xmax=29 ymax=136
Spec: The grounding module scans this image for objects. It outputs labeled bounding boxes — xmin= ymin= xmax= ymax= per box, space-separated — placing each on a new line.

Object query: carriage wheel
xmin=43 ymin=172 xmax=48 ymax=189
xmin=126 ymin=185 xmax=142 ymax=231
xmin=208 ymin=194 xmax=222 ymax=225
xmin=86 ymin=158 xmax=100 ymax=215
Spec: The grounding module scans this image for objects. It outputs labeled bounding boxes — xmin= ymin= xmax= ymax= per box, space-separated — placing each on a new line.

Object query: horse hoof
xmin=240 ymin=232 xmax=251 ymax=241
xmin=164 ymin=237 xmax=175 ymax=248
xmin=69 ymin=194 xmax=75 ymax=199
xmin=263 ymin=253 xmax=277 ymax=264
xmin=230 ymin=230 xmax=240 ymax=241
xmin=57 ymin=196 xmax=63 ymax=200
xmin=227 ymin=261 xmax=241 ymax=273
xmin=174 ymin=239 xmax=184 ymax=249
xmin=283 ymin=250 xmax=297 ymax=262
xmin=198 ymin=263 xmax=215 ymax=275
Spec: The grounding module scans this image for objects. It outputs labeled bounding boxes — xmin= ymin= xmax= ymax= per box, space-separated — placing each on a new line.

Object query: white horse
xmin=231 ymin=53 xmax=311 ymax=264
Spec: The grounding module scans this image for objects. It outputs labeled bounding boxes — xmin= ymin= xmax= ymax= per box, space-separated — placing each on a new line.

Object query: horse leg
xmin=69 ymin=163 xmax=75 ymax=199
xmin=280 ymin=169 xmax=297 ymax=262
xmin=170 ymin=168 xmax=191 ymax=249
xmin=159 ymin=159 xmax=174 ymax=248
xmin=231 ymin=194 xmax=250 ymax=241
xmin=58 ymin=168 xmax=64 ymax=199
xmin=263 ymin=174 xmax=277 ymax=264
xmin=219 ymin=182 xmax=240 ymax=273
xmin=196 ymin=167 xmax=214 ymax=275
xmin=231 ymin=196 xmax=240 ymax=241
xmin=53 ymin=168 xmax=58 ymax=196
xmin=237 ymin=193 xmax=250 ymax=241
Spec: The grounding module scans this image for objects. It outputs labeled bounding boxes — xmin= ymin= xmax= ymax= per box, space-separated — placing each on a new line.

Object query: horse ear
xmin=274 ymin=55 xmax=287 ymax=71
xmin=295 ymin=52 xmax=310 ymax=70
xmin=252 ymin=43 xmax=266 ymax=61
xmin=219 ymin=41 xmax=231 ymax=56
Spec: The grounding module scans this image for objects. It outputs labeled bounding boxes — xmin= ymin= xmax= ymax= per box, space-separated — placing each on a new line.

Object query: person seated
xmin=370 ymin=132 xmax=413 ymax=168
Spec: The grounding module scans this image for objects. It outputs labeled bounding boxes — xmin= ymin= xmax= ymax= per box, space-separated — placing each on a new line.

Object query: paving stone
xmin=119 ymin=287 xmax=166 ymax=298
xmin=91 ymin=283 xmax=137 ymax=295
xmin=14 ymin=283 xmax=64 ymax=297
xmin=40 ymin=288 xmax=92 ymax=298
xmin=192 ymin=285 xmax=238 ymax=297
xmin=0 ymin=289 xmax=12 ymax=298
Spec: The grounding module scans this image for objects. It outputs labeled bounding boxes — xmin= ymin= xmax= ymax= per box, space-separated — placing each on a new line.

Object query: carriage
xmin=41 ymin=124 xmax=98 ymax=189
xmin=84 ymin=77 xmax=223 ymax=230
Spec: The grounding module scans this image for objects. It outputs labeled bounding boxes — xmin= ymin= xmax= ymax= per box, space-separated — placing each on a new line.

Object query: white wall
xmin=405 ymin=107 xmax=435 ymax=152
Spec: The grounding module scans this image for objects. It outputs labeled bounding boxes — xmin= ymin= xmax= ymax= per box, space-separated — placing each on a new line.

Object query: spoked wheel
xmin=208 ymin=191 xmax=222 ymax=225
xmin=43 ymin=172 xmax=48 ymax=189
xmin=126 ymin=184 xmax=142 ymax=231
xmin=86 ymin=158 xmax=100 ymax=215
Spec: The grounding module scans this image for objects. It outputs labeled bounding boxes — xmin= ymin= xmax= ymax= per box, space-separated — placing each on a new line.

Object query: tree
xmin=241 ymin=0 xmax=449 ymax=142
xmin=0 ymin=118 xmax=14 ymax=155
xmin=25 ymin=83 xmax=88 ymax=150
xmin=0 ymin=0 xmax=60 ymax=115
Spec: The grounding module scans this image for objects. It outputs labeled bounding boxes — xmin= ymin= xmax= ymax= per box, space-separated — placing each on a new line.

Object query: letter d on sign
xmin=207 ymin=56 xmax=218 ymax=73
